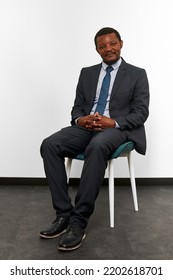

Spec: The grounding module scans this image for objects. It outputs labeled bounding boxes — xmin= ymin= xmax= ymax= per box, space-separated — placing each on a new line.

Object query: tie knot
xmin=106 ymin=65 xmax=113 ymax=74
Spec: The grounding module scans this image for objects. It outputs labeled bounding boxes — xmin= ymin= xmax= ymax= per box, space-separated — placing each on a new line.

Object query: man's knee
xmin=40 ymin=138 xmax=48 ymax=157
xmin=40 ymin=136 xmax=59 ymax=157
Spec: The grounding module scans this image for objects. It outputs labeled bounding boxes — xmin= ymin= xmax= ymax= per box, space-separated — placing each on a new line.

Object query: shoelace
xmin=67 ymin=223 xmax=81 ymax=236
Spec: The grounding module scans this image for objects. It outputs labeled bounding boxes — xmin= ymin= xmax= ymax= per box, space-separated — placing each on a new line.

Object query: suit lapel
xmin=88 ymin=61 xmax=127 ymax=103
xmin=110 ymin=60 xmax=127 ymax=100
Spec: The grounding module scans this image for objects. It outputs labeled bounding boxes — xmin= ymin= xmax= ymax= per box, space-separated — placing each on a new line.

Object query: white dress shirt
xmin=75 ymin=58 xmax=122 ymax=127
xmin=90 ymin=58 xmax=122 ymax=117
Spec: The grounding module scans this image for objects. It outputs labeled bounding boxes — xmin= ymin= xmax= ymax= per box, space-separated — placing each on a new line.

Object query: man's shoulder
xmin=81 ymin=63 xmax=102 ymax=72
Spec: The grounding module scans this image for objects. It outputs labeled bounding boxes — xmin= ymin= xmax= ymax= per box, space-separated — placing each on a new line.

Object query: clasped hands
xmin=78 ymin=112 xmax=116 ymax=130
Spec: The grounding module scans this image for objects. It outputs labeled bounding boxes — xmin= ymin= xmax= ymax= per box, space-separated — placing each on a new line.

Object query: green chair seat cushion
xmin=74 ymin=141 xmax=134 ymax=161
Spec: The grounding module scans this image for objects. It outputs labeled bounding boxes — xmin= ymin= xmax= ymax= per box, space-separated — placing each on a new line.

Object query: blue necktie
xmin=95 ymin=65 xmax=113 ymax=115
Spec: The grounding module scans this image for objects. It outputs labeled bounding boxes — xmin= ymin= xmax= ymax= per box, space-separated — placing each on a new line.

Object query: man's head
xmin=94 ymin=27 xmax=123 ymax=65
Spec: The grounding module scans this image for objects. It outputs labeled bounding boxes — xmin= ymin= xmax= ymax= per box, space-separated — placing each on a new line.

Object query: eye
xmin=110 ymin=41 xmax=117 ymax=46
xmin=98 ymin=45 xmax=106 ymax=50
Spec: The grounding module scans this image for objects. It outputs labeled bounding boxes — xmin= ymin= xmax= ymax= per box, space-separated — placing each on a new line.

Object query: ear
xmin=120 ymin=40 xmax=123 ymax=49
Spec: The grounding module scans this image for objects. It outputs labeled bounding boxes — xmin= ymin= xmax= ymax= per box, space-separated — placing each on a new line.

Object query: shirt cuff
xmin=115 ymin=120 xmax=120 ymax=128
xmin=75 ymin=117 xmax=81 ymax=125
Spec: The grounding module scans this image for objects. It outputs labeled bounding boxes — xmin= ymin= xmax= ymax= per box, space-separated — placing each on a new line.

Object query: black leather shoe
xmin=40 ymin=217 xmax=69 ymax=239
xmin=58 ymin=223 xmax=86 ymax=251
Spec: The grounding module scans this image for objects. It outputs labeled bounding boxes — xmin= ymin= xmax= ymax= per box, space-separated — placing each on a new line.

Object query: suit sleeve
xmin=114 ymin=69 xmax=149 ymax=130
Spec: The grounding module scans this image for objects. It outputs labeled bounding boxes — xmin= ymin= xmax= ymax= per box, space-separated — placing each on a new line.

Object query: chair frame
xmin=108 ymin=151 xmax=138 ymax=227
xmin=65 ymin=146 xmax=138 ymax=228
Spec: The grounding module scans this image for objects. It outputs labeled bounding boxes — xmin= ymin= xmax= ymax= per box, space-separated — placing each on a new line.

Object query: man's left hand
xmin=84 ymin=112 xmax=116 ymax=130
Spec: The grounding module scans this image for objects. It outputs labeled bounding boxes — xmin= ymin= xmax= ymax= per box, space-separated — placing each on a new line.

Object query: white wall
xmin=0 ymin=0 xmax=173 ymax=178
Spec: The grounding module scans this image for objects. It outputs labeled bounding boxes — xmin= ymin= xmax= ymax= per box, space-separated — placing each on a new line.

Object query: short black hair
xmin=94 ymin=27 xmax=122 ymax=47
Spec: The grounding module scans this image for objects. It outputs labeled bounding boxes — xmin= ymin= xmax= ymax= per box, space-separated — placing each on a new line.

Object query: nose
xmin=105 ymin=43 xmax=112 ymax=52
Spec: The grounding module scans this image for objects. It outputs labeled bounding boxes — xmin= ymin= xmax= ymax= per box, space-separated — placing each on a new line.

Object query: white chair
xmin=65 ymin=141 xmax=138 ymax=228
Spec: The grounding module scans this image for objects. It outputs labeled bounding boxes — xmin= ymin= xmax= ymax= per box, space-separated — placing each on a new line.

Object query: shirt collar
xmin=102 ymin=57 xmax=122 ymax=71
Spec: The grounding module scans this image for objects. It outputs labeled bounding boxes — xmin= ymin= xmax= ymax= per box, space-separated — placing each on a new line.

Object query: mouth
xmin=105 ymin=52 xmax=116 ymax=58
xmin=103 ymin=52 xmax=118 ymax=64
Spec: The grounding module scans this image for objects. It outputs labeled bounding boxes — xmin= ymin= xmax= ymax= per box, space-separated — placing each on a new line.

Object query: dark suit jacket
xmin=71 ymin=58 xmax=150 ymax=155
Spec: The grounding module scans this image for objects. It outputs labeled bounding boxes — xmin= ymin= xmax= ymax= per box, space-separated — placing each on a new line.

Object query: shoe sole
xmin=58 ymin=233 xmax=86 ymax=251
xmin=39 ymin=229 xmax=67 ymax=239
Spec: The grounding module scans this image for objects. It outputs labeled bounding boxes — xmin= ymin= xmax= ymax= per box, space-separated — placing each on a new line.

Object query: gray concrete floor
xmin=0 ymin=184 xmax=173 ymax=260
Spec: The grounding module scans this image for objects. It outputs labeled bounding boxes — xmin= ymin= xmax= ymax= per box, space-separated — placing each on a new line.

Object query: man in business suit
xmin=40 ymin=27 xmax=149 ymax=251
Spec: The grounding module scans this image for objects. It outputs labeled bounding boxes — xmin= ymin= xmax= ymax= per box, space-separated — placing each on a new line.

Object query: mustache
xmin=105 ymin=51 xmax=116 ymax=56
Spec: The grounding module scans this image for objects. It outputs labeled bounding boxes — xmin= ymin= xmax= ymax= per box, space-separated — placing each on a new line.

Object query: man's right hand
xmin=77 ymin=113 xmax=102 ymax=130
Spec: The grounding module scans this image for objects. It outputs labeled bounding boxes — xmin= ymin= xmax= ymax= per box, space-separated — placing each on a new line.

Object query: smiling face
xmin=96 ymin=33 xmax=123 ymax=65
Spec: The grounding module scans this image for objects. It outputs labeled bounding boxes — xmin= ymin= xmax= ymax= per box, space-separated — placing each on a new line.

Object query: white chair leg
xmin=65 ymin=158 xmax=72 ymax=183
xmin=127 ymin=152 xmax=138 ymax=211
xmin=108 ymin=159 xmax=115 ymax=228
